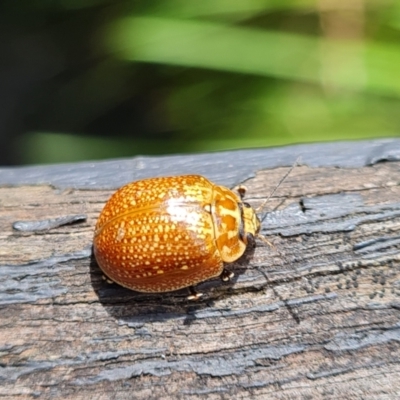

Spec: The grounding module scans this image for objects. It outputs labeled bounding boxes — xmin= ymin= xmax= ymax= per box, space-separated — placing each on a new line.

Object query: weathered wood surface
xmin=1 ymin=139 xmax=400 ymax=399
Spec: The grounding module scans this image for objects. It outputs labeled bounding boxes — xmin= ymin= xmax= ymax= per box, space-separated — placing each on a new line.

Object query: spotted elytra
xmin=93 ymin=171 xmax=293 ymax=299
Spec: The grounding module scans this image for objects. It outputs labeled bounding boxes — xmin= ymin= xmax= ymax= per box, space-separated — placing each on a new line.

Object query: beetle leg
xmin=187 ymin=286 xmax=203 ymax=301
xmin=220 ymin=268 xmax=234 ymax=282
xmin=233 ymin=184 xmax=247 ymax=200
xmin=256 ymin=234 xmax=276 ymax=250
xmin=102 ymin=275 xmax=115 ymax=285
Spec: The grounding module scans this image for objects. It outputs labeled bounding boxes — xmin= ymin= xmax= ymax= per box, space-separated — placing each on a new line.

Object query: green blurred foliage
xmin=3 ymin=0 xmax=400 ymax=164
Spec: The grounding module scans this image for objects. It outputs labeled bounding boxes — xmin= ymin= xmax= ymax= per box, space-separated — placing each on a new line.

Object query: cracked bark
xmin=1 ymin=139 xmax=400 ymax=399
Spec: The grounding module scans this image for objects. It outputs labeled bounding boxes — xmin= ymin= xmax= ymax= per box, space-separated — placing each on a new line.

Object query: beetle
xmin=93 ymin=174 xmax=263 ymax=299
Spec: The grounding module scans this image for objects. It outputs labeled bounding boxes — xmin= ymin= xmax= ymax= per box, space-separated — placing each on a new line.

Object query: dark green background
xmin=1 ymin=0 xmax=399 ymax=165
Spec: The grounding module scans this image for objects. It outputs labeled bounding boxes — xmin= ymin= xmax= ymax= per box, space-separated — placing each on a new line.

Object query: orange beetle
xmin=93 ymin=175 xmax=261 ymax=297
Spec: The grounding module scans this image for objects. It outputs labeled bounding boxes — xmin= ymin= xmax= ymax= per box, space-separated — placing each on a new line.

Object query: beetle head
xmin=242 ymin=202 xmax=261 ymax=239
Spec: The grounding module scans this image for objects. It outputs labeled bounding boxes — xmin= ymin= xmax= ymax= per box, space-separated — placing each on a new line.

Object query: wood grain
xmin=1 ymin=140 xmax=400 ymax=399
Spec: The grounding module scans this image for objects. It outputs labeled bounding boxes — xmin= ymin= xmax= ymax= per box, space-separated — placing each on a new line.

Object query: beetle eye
xmin=243 ymin=202 xmax=251 ymax=208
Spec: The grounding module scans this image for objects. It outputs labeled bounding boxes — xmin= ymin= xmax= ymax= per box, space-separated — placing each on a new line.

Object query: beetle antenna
xmin=256 ymin=156 xmax=301 ymax=214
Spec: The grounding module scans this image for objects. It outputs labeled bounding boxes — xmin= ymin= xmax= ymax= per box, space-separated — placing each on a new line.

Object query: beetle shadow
xmin=89 ymin=244 xmax=255 ymax=327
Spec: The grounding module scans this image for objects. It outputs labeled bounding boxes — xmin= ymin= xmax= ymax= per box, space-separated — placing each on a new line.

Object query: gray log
xmin=1 ymin=138 xmax=400 ymax=399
